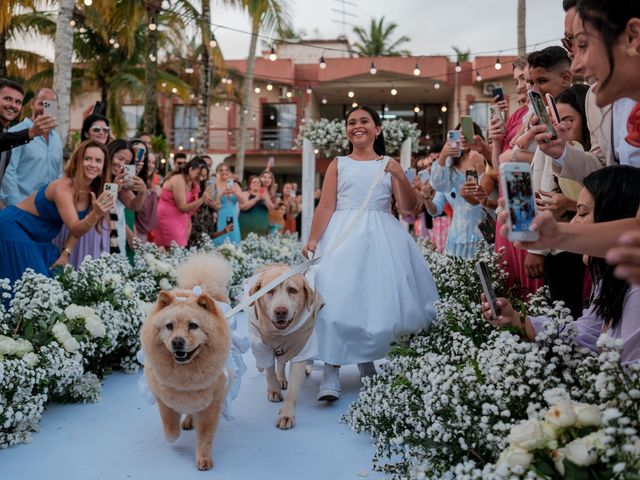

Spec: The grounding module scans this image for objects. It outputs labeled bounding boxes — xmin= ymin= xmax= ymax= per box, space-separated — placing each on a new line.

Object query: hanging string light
xmin=306 ymin=86 xmax=312 ymax=94
xmin=69 ymin=19 xmax=76 ymax=27
xmin=171 ymin=87 xmax=178 ymax=94
xmin=185 ymin=65 xmax=194 ymax=74
xmin=109 ymin=37 xmax=116 ymax=45
xmin=266 ymin=83 xmax=273 ymax=91
xmin=254 ymin=86 xmax=261 ymax=93
xmin=148 ymin=17 xmax=157 ymax=31
xmin=83 ymin=0 xmax=93 ymax=5
xmin=113 ymin=42 xmax=120 ymax=49
xmin=434 ymin=81 xmax=441 ymax=90
xmin=319 ymin=55 xmax=327 ymax=69
xmin=495 ymin=56 xmax=502 ymax=70
xmin=269 ymin=46 xmax=277 ymax=61
xmin=455 ymin=60 xmax=462 ymax=73
xmin=347 ymin=89 xmax=355 ymax=98
xmin=351 ymin=102 xmax=358 ymax=108
xmin=390 ymin=87 xmax=398 ymax=96
xmin=321 ymin=97 xmax=328 ymax=104
xmin=413 ymin=62 xmax=421 ymax=76
xmin=413 ymin=105 xmax=420 ymax=113
xmin=286 ymin=91 xmax=293 ymax=98
xmin=370 ymin=61 xmax=377 ymax=75
xmin=476 ymin=71 xmax=482 ymax=82
xmin=441 ymin=104 xmax=448 ymax=112
xmin=209 ymin=36 xmax=217 ymax=48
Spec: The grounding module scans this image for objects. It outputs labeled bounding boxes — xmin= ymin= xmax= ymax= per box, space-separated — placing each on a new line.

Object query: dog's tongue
xmin=274 ymin=321 xmax=288 ymax=330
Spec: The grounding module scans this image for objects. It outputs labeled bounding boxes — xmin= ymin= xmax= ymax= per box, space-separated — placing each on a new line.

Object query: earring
xmin=627 ymin=46 xmax=640 ymax=57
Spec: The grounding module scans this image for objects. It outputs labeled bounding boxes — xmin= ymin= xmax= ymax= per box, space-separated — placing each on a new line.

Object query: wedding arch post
xmin=301 ymin=139 xmax=316 ymax=244
xmin=399 ymin=137 xmax=413 ymax=231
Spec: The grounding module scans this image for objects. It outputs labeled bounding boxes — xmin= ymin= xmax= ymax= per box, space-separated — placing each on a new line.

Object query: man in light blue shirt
xmin=0 ymin=88 xmax=63 ymax=206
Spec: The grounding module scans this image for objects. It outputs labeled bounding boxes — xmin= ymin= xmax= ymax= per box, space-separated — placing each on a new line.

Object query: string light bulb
xmin=171 ymin=87 xmax=178 ymax=94
xmin=441 ymin=104 xmax=448 ymax=112
xmin=286 ymin=91 xmax=293 ymax=98
xmin=455 ymin=60 xmax=462 ymax=73
xmin=113 ymin=42 xmax=120 ymax=49
xmin=209 ymin=37 xmax=217 ymax=48
xmin=413 ymin=63 xmax=421 ymax=76
xmin=370 ymin=61 xmax=377 ymax=75
xmin=69 ymin=19 xmax=76 ymax=27
xmin=148 ymin=17 xmax=157 ymax=31
xmin=254 ymin=86 xmax=261 ymax=93
xmin=185 ymin=65 xmax=194 ymax=74
xmin=437 ymin=117 xmax=443 ymax=125
xmin=83 ymin=0 xmax=92 ymax=5
xmin=306 ymin=86 xmax=312 ymax=94
xmin=321 ymin=97 xmax=328 ymax=104
xmin=347 ymin=90 xmax=355 ymax=98
xmin=351 ymin=102 xmax=358 ymax=108
xmin=495 ymin=57 xmax=502 ymax=70
xmin=476 ymin=70 xmax=482 ymax=82
xmin=414 ymin=105 xmax=420 ymax=113
xmin=269 ymin=46 xmax=277 ymax=61
xmin=266 ymin=83 xmax=273 ymax=91
xmin=434 ymin=81 xmax=441 ymax=90
xmin=390 ymin=87 xmax=398 ymax=96
xmin=319 ymin=55 xmax=326 ymax=69
xmin=109 ymin=37 xmax=116 ymax=45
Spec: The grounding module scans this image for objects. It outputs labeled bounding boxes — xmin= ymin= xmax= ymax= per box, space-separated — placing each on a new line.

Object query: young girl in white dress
xmin=303 ymin=106 xmax=439 ymax=401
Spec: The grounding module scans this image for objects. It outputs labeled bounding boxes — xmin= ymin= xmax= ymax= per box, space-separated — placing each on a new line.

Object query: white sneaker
xmin=317 ymin=364 xmax=341 ymax=401
xmin=357 ymin=362 xmax=377 ymax=378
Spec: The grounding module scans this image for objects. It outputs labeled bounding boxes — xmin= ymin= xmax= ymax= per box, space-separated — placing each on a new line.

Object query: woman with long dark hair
xmin=429 ymin=120 xmax=488 ymax=259
xmin=483 ymin=165 xmax=640 ymax=363
xmin=155 ymin=157 xmax=212 ymax=248
xmin=303 ymin=105 xmax=438 ymax=401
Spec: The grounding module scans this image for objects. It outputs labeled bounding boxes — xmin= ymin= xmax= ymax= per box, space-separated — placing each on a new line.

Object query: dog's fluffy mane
xmin=176 ymin=253 xmax=231 ymax=302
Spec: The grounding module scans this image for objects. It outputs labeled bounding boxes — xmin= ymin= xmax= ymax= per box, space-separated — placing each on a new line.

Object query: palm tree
xmin=193 ymin=0 xmax=212 ymax=155
xmin=235 ymin=0 xmax=290 ymax=181
xmin=352 ymin=16 xmax=411 ymax=57
xmin=517 ymin=0 xmax=526 ymax=56
xmin=53 ymin=0 xmax=75 ymax=145
xmin=452 ymin=46 xmax=471 ymax=62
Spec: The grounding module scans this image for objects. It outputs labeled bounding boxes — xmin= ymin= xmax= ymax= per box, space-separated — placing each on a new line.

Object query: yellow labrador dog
xmin=248 ymin=264 xmax=323 ymax=429
xmin=140 ymin=254 xmax=231 ymax=471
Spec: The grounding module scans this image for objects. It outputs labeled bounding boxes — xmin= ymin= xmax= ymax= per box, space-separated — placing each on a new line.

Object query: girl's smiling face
xmin=346 ymin=109 xmax=381 ymax=149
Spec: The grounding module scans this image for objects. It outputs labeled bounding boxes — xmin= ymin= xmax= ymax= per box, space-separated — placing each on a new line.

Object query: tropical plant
xmin=352 ymin=16 xmax=411 ymax=57
xmin=235 ymin=0 xmax=291 ymax=181
xmin=452 ymin=46 xmax=471 ymax=62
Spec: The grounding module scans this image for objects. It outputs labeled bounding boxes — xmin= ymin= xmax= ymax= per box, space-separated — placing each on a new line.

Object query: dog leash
xmin=225 ymin=156 xmax=390 ymax=319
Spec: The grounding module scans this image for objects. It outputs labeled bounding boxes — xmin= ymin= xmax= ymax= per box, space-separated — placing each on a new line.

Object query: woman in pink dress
xmin=155 ymin=158 xmax=212 ymax=248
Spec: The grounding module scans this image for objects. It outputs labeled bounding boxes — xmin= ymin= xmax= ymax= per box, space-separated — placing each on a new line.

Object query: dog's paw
xmin=276 ymin=410 xmax=296 ymax=430
xmin=181 ymin=415 xmax=193 ymax=430
xmin=278 ymin=378 xmax=288 ymax=390
xmin=196 ymin=456 xmax=214 ymax=471
xmin=165 ymin=430 xmax=180 ymax=443
xmin=267 ymin=389 xmax=283 ymax=402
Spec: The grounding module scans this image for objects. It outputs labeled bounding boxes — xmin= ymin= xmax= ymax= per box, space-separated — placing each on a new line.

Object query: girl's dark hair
xmin=583 ymin=165 xmax=640 ymax=328
xmin=106 ymin=139 xmax=134 ymax=171
xmin=577 ymin=0 xmax=640 ymax=93
xmin=180 ymin=157 xmax=207 ymax=177
xmin=556 ymin=84 xmax=592 ymax=151
xmin=345 ymin=105 xmax=386 ymax=156
xmin=81 ymin=114 xmax=110 ymax=141
xmin=130 ymin=138 xmax=149 ymax=184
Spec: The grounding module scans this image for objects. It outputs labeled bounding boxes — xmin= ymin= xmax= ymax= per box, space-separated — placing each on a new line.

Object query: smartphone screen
xmin=465 ymin=169 xmax=478 ymax=184
xmin=545 ymin=93 xmax=561 ymax=124
xmin=491 ymin=87 xmax=505 ymax=102
xmin=460 ymin=116 xmax=474 ymax=143
xmin=503 ymin=169 xmax=536 ymax=233
xmin=528 ymin=90 xmax=558 ymax=140
xmin=136 ymin=147 xmax=145 ymax=162
xmin=226 ymin=179 xmax=234 ymax=189
xmin=476 ymin=261 xmax=500 ymax=319
xmin=226 ymin=216 xmax=233 ymax=226
xmin=489 ymin=105 xmax=504 ymax=127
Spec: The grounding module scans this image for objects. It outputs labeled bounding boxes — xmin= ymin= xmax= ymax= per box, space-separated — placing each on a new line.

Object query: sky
xmin=10 ymin=0 xmax=566 ymax=62
xmin=210 ymin=0 xmax=566 ymax=60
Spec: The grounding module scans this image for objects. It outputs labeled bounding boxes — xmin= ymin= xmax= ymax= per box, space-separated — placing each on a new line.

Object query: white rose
xmin=545 ymin=401 xmax=578 ymax=428
xmin=64 ymin=304 xmax=81 ymax=319
xmin=84 ymin=316 xmax=106 ymax=338
xmin=52 ymin=321 xmax=80 ymax=352
xmin=508 ymin=419 xmax=547 ymax=450
xmin=551 ymin=448 xmax=566 ymax=475
xmin=123 ymin=284 xmax=135 ymax=298
xmin=62 ymin=336 xmax=80 ymax=353
xmin=22 ymin=352 xmax=39 ymax=368
xmin=496 ymin=446 xmax=533 ymax=473
xmin=0 ymin=335 xmax=19 ymax=355
xmin=573 ymin=403 xmax=602 ymax=427
xmin=159 ymin=278 xmax=172 ymax=290
xmin=13 ymin=338 xmax=33 ymax=357
xmin=565 ymin=437 xmax=599 ymax=466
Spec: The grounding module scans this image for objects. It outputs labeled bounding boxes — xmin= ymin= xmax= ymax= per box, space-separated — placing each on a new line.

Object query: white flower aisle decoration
xmin=343 ymin=243 xmax=640 ymax=479
xmin=296 ymin=117 xmax=421 ymax=158
xmin=0 ymin=234 xmax=305 ymax=448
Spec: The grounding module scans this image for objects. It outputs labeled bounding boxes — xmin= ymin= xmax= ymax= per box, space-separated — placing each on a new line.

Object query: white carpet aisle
xmin=1 ymin=360 xmax=386 ymax=480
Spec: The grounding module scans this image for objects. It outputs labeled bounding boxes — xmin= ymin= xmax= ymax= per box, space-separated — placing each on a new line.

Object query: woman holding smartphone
xmin=212 ymin=162 xmax=244 ymax=245
xmin=429 ymin=121 xmax=488 ymax=259
xmin=0 ymin=140 xmax=115 ymax=285
xmin=239 ymin=175 xmax=275 ymax=239
xmin=483 ymin=166 xmax=640 ymax=364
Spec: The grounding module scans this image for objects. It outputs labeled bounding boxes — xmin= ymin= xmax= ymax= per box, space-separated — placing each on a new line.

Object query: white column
xmin=399 ymin=137 xmax=413 ymax=231
xmin=301 ymin=139 xmax=316 ymax=244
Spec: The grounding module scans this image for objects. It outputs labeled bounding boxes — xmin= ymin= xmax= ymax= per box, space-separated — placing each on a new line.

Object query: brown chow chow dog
xmin=140 ymin=254 xmax=231 ymax=471
xmin=248 ymin=264 xmax=323 ymax=430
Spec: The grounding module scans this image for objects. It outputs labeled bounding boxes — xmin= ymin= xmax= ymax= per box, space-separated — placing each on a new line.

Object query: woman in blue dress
xmin=213 ymin=162 xmax=244 ymax=245
xmin=0 ymin=140 xmax=115 ymax=286
xmin=429 ymin=122 xmax=489 ymax=259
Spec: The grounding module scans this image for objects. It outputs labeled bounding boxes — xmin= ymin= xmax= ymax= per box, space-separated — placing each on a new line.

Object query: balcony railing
xmin=205 ymin=127 xmax=298 ymax=152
